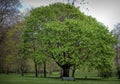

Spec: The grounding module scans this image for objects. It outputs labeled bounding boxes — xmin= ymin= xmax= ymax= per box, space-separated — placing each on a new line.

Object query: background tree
xmin=0 ymin=0 xmax=21 ymax=26
xmin=0 ymin=27 xmax=9 ymax=73
xmin=112 ymin=23 xmax=120 ymax=79
xmin=24 ymin=3 xmax=116 ymax=77
xmin=0 ymin=0 xmax=21 ymax=73
xmin=3 ymin=22 xmax=26 ymax=75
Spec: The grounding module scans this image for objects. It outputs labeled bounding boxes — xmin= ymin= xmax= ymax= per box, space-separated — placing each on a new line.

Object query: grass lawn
xmin=0 ymin=73 xmax=120 ymax=84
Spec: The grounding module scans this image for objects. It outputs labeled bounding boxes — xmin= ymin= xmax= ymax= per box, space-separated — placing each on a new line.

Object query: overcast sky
xmin=20 ymin=0 xmax=120 ymax=31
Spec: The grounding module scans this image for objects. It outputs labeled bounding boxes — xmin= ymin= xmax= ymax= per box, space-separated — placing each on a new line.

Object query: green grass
xmin=0 ymin=73 xmax=120 ymax=84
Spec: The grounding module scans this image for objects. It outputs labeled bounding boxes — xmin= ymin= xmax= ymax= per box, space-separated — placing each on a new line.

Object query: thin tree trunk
xmin=34 ymin=61 xmax=38 ymax=77
xmin=20 ymin=63 xmax=24 ymax=76
xmin=38 ymin=64 xmax=41 ymax=77
xmin=43 ymin=61 xmax=46 ymax=77
xmin=6 ymin=66 xmax=9 ymax=75
xmin=20 ymin=56 xmax=24 ymax=76
xmin=72 ymin=66 xmax=76 ymax=77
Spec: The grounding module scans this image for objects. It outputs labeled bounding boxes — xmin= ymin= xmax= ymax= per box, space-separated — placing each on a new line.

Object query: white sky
xmin=20 ymin=0 xmax=120 ymax=31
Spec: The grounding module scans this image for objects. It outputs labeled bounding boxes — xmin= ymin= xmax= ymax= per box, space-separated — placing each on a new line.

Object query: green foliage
xmin=2 ymin=22 xmax=25 ymax=73
xmin=22 ymin=17 xmax=46 ymax=64
xmin=23 ymin=2 xmax=117 ymax=74
xmin=99 ymin=69 xmax=113 ymax=78
xmin=40 ymin=19 xmax=116 ymax=69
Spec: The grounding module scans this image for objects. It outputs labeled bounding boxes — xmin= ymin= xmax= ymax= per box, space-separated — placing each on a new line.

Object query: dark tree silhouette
xmin=0 ymin=0 xmax=21 ymax=26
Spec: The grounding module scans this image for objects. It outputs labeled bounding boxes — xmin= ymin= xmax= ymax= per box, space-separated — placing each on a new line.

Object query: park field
xmin=0 ymin=72 xmax=120 ymax=84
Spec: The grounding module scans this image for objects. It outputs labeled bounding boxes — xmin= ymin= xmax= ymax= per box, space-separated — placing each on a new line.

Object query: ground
xmin=0 ymin=72 xmax=120 ymax=84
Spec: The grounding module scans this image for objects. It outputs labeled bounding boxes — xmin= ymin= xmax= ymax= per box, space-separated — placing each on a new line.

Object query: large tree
xmin=23 ymin=3 xmax=116 ymax=77
xmin=0 ymin=0 xmax=21 ymax=73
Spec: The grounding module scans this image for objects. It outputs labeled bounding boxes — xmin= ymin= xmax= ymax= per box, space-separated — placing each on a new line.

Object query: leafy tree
xmin=3 ymin=22 xmax=26 ymax=75
xmin=40 ymin=19 xmax=116 ymax=77
xmin=0 ymin=0 xmax=21 ymax=73
xmin=22 ymin=18 xmax=47 ymax=77
xmin=112 ymin=23 xmax=120 ymax=79
xmin=24 ymin=3 xmax=116 ymax=77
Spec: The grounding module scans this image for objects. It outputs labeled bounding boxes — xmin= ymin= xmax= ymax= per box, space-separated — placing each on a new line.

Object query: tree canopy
xmin=23 ymin=3 xmax=116 ymax=77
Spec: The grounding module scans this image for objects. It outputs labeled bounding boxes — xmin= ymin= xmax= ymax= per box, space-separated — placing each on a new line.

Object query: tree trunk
xmin=6 ymin=67 xmax=9 ymax=75
xmin=43 ymin=61 xmax=46 ymax=77
xmin=34 ymin=62 xmax=38 ymax=77
xmin=38 ymin=64 xmax=41 ymax=77
xmin=20 ymin=63 xmax=24 ymax=76
xmin=62 ymin=65 xmax=70 ymax=77
xmin=118 ymin=70 xmax=120 ymax=79
xmin=72 ymin=66 xmax=76 ymax=77
xmin=20 ymin=59 xmax=24 ymax=76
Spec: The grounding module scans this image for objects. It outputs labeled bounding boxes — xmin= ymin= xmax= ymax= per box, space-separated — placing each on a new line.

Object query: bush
xmin=98 ymin=69 xmax=113 ymax=78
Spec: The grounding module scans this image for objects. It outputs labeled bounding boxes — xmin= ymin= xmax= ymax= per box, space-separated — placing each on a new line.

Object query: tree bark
xmin=43 ymin=61 xmax=46 ymax=77
xmin=34 ymin=61 xmax=38 ymax=77
xmin=52 ymin=54 xmax=71 ymax=77
xmin=62 ymin=65 xmax=70 ymax=77
xmin=118 ymin=70 xmax=120 ymax=79
xmin=72 ymin=66 xmax=76 ymax=77
xmin=20 ymin=63 xmax=24 ymax=76
xmin=20 ymin=56 xmax=25 ymax=76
